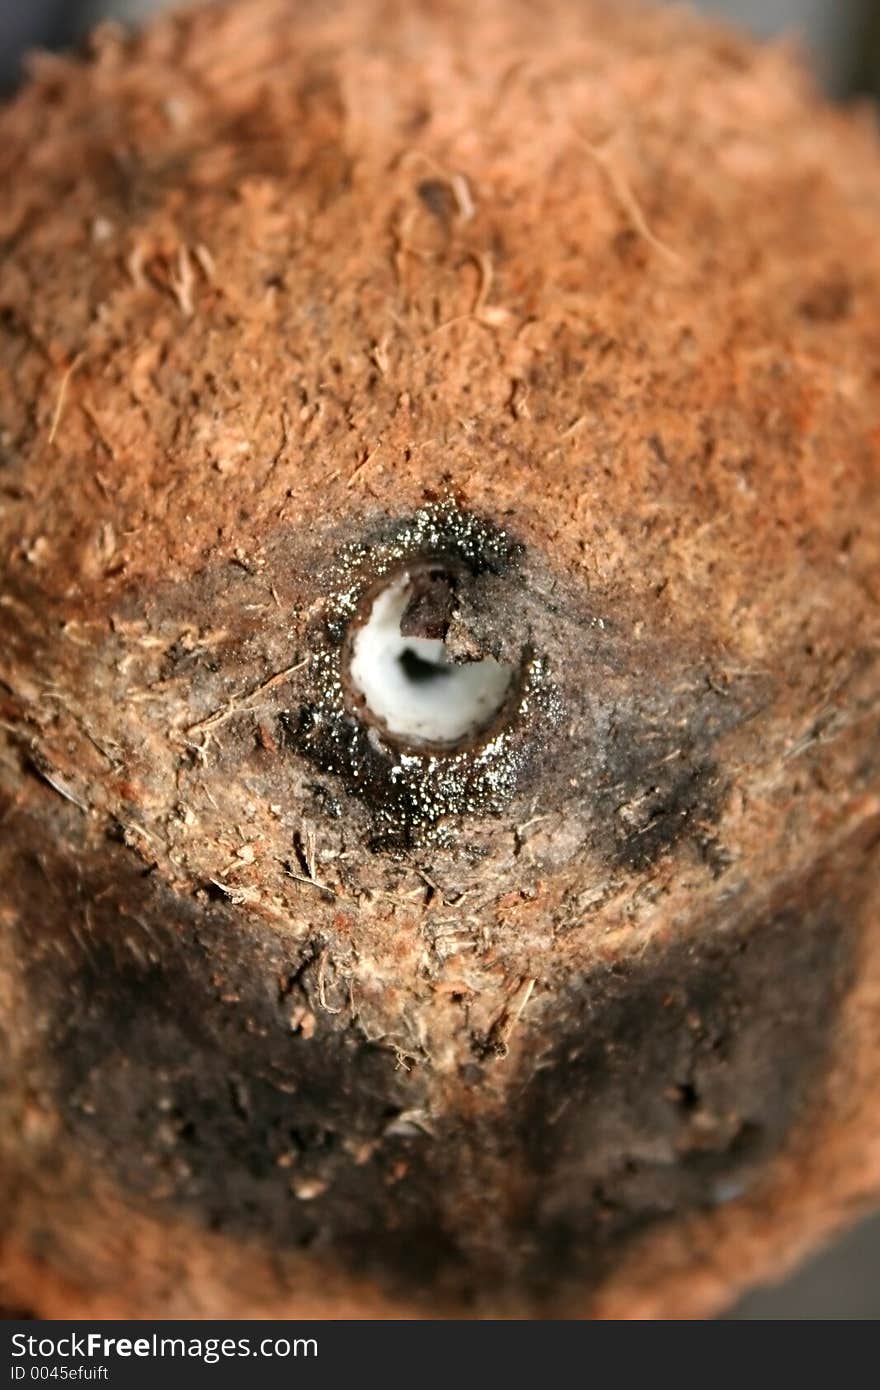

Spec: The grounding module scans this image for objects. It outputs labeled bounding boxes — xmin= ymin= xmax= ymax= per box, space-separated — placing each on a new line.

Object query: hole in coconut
xmin=346 ymin=568 xmax=515 ymax=750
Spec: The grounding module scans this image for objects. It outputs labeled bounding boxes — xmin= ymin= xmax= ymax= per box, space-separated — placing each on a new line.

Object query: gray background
xmin=2 ymin=0 xmax=879 ymax=94
xmin=0 ymin=0 xmax=878 ymax=1320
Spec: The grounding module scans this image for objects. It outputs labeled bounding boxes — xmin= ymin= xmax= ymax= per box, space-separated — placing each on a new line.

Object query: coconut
xmin=1 ymin=0 xmax=879 ymax=1319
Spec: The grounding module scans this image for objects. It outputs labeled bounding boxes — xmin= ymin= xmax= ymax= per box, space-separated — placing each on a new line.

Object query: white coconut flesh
xmin=348 ymin=572 xmax=514 ymax=747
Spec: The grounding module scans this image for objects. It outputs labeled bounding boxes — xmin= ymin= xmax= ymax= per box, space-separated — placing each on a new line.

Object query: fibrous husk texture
xmin=1 ymin=0 xmax=879 ymax=1319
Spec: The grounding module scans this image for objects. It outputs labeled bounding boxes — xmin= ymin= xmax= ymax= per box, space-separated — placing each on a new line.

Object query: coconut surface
xmin=1 ymin=0 xmax=879 ymax=1319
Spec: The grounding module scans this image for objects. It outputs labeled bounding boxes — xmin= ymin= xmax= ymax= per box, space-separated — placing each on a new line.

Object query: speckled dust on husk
xmin=0 ymin=0 xmax=879 ymax=1321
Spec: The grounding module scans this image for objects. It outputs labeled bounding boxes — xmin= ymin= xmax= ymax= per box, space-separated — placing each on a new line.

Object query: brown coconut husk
xmin=1 ymin=0 xmax=879 ymax=1319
